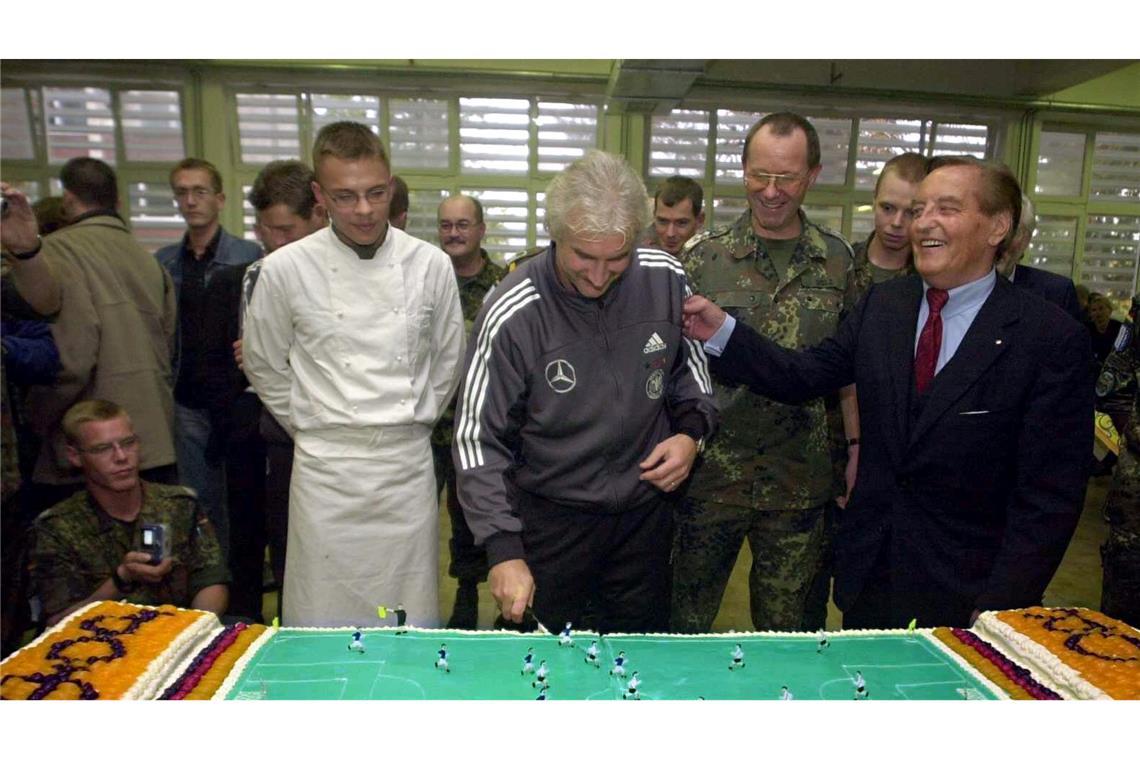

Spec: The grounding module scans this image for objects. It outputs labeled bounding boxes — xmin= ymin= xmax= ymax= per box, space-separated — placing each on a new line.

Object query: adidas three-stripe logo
xmin=643 ymin=332 xmax=667 ymax=354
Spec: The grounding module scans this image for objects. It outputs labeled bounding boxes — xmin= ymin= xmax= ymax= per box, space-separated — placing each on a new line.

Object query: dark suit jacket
xmin=1011 ymin=265 xmax=1082 ymax=323
xmin=711 ymin=274 xmax=1093 ymax=626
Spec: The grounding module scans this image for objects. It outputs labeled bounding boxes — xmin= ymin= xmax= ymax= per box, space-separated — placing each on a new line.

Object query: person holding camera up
xmin=28 ymin=400 xmax=229 ymax=626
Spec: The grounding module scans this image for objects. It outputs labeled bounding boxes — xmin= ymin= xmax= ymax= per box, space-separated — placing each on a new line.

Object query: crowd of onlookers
xmin=2 ymin=110 xmax=1136 ymax=658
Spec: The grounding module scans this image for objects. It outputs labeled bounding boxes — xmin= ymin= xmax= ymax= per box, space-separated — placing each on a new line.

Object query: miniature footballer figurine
xmin=816 ymin=629 xmax=830 ymax=654
xmin=521 ymin=647 xmax=535 ymax=675
xmin=532 ymin=660 xmax=550 ymax=688
xmin=780 ymin=685 xmax=794 ymax=700
xmin=853 ymin=671 xmax=868 ymax=700
xmin=610 ymin=651 xmax=627 ymax=677
xmin=624 ymin=671 xmax=642 ymax=700
xmin=536 ymin=683 xmax=549 ymax=701
xmin=435 ymin=644 xmax=450 ymax=672
xmin=729 ymin=643 xmax=745 ymax=670
xmin=395 ymin=604 xmax=408 ymax=634
xmin=348 ymin=629 xmax=365 ymax=654
xmin=584 ymin=640 xmax=600 ymax=667
xmin=559 ymin=622 xmax=574 ymax=647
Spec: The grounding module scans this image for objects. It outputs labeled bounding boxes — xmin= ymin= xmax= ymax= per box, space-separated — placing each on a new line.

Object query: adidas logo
xmin=643 ymin=332 xmax=667 ymax=354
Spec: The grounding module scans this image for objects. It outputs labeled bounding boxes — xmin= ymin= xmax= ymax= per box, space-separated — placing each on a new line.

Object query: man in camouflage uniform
xmin=673 ymin=112 xmax=855 ymax=633
xmin=433 ymin=194 xmax=506 ymax=628
xmin=1099 ymin=296 xmax=1140 ymax=627
xmin=28 ymin=399 xmax=229 ymax=626
xmin=638 ymin=175 xmax=706 ymax=256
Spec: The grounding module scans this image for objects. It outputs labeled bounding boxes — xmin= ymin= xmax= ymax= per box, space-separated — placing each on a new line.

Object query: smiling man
xmin=671 ymin=112 xmax=856 ymax=634
xmin=241 ymin=122 xmax=465 ymax=627
xmin=681 ymin=156 xmax=1093 ymax=628
xmin=453 ymin=150 xmax=717 ymax=634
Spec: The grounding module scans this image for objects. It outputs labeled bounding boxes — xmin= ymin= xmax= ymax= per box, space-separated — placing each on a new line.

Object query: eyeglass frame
xmin=438 ymin=219 xmax=481 ymax=233
xmin=743 ymin=170 xmax=811 ymax=191
xmin=320 ymin=184 xmax=391 ymax=210
xmin=73 ymin=434 xmax=141 ymax=458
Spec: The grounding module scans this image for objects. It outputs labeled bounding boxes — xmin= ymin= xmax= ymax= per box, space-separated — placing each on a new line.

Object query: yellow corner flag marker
xmin=907 ymin=618 xmax=917 ymax=632
xmin=272 ymin=616 xmax=279 ymax=629
xmin=378 ymin=606 xmax=388 ymax=620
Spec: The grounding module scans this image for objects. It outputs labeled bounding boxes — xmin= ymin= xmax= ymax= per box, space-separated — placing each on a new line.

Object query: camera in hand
xmin=139 ymin=522 xmax=171 ymax=565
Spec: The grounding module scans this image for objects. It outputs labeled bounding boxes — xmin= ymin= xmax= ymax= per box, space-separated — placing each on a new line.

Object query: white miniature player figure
xmin=559 ymin=622 xmax=573 ymax=647
xmin=348 ymin=629 xmax=365 ymax=654
xmin=584 ymin=640 xmax=600 ymax=667
xmin=521 ymin=646 xmax=535 ymax=675
xmin=853 ymin=670 xmax=868 ymax=700
xmin=729 ymin=643 xmax=745 ymax=670
xmin=435 ymin=644 xmax=450 ymax=673
xmin=532 ymin=660 xmax=550 ymax=688
xmin=780 ymin=685 xmax=794 ymax=700
xmin=536 ymin=683 xmax=549 ymax=701
xmin=624 ymin=671 xmax=642 ymax=700
xmin=610 ymin=651 xmax=627 ymax=677
xmin=816 ymin=629 xmax=830 ymax=654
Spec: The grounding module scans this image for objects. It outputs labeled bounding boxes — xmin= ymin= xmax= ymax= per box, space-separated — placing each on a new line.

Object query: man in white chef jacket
xmin=242 ymin=121 xmax=465 ymax=627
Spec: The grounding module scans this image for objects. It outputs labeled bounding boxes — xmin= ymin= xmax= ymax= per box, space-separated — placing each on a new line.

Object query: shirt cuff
xmin=703 ymin=314 xmax=736 ymax=357
xmin=484 ymin=531 xmax=526 ymax=568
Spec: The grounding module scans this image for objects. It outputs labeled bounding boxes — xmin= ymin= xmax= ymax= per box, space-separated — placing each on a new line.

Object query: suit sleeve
xmin=712 ymin=288 xmax=863 ymax=403
xmin=452 ymin=285 xmax=536 ymax=567
xmin=241 ymin=260 xmax=296 ymax=436
xmin=975 ymin=319 xmax=1094 ymax=611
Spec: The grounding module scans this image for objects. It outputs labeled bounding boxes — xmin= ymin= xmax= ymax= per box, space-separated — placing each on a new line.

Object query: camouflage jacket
xmin=432 ymin=250 xmax=508 ymax=447
xmin=1098 ymin=329 xmax=1140 ymax=453
xmin=681 ymin=209 xmax=855 ymax=510
xmin=28 ymin=482 xmax=230 ymax=619
xmin=848 ymin=232 xmax=914 ymax=305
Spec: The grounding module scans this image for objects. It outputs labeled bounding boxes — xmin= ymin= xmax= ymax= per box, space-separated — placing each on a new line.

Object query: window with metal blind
xmin=1026 ymin=215 xmax=1079 ymax=278
xmin=536 ymin=102 xmax=598 ymax=173
xmin=119 ymin=90 xmax=185 ymax=163
xmin=714 ymin=108 xmax=764 ymax=182
xmin=1091 ymin=132 xmax=1140 ymax=202
xmin=535 ymin=191 xmax=549 ymax=251
xmin=854 ymin=118 xmax=924 ymax=190
xmin=5 ymin=179 xmax=42 ymax=203
xmin=463 ymin=188 xmax=529 ymax=265
xmin=814 ymin=118 xmax=853 ymax=186
xmin=1081 ymin=214 xmax=1140 ymax=303
xmin=235 ymin=93 xmax=301 ymax=164
xmin=389 ymin=98 xmax=450 ymax=171
xmin=929 ymin=122 xmax=988 ymax=158
xmin=43 ymin=86 xmax=117 ymax=164
xmin=311 ymin=93 xmax=380 ymax=137
xmin=406 ymin=188 xmax=450 ymax=245
xmin=128 ymin=181 xmax=184 ymax=253
xmin=241 ymin=185 xmax=257 ymax=243
xmin=1035 ymin=130 xmax=1086 ymax=197
xmin=649 ymin=109 xmax=709 ymax=178
xmin=459 ymin=98 xmax=530 ymax=174
xmin=1 ymin=88 xmax=36 ymax=160
xmin=850 ymin=204 xmax=875 ymax=246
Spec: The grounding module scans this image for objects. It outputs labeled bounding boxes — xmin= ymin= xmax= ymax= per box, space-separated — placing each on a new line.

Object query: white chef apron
xmin=283 ymin=424 xmax=439 ymax=627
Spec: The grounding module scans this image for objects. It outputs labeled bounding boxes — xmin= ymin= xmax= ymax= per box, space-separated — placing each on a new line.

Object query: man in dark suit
xmin=682 ymin=157 xmax=1093 ymax=629
xmin=996 ymin=194 xmax=1082 ymax=323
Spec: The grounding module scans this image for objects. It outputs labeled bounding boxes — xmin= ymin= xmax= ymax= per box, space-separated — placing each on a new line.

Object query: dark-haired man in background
xmin=641 ymin=175 xmax=705 ymax=256
xmin=156 ymin=158 xmax=261 ymax=559
xmin=683 ymin=156 xmax=1093 ymax=628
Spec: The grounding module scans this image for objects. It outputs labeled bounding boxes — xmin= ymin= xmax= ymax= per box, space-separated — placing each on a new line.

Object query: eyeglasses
xmin=322 ymin=186 xmax=389 ymax=210
xmin=438 ymin=220 xmax=477 ymax=233
xmin=744 ymin=171 xmax=808 ymax=191
xmin=75 ymin=435 xmax=140 ymax=457
xmin=173 ymin=187 xmax=216 ymax=200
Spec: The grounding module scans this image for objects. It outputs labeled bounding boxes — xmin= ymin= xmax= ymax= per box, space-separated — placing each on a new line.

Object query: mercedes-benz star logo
xmin=545 ymin=359 xmax=577 ymax=393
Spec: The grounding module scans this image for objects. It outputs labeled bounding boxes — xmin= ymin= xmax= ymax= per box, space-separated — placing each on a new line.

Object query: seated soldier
xmin=28 ymin=399 xmax=229 ymax=626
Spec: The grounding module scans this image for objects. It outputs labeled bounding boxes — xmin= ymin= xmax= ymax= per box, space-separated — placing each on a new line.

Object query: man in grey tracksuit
xmin=453 ymin=151 xmax=718 ymax=634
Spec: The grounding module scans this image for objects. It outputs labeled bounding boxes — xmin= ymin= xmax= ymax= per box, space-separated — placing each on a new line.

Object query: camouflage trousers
xmin=670 ymin=498 xmax=826 ymax=633
xmin=1101 ymin=446 xmax=1140 ymax=627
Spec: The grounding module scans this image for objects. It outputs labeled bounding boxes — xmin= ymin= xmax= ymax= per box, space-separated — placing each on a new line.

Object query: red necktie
xmin=914 ymin=287 xmax=949 ymax=395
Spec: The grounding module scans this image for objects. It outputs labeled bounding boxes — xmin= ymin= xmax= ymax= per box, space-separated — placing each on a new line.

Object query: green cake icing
xmin=216 ymin=627 xmax=1003 ymax=700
